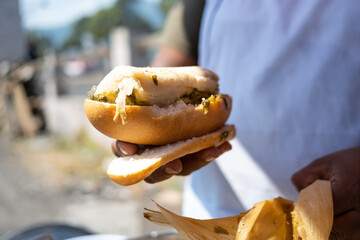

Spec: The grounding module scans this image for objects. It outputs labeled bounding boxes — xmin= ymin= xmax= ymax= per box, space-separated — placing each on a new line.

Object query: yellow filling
xmin=88 ymin=86 xmax=218 ymax=106
xmin=88 ymin=85 xmax=225 ymax=123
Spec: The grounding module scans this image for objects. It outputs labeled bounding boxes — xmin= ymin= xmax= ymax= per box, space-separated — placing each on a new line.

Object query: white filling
xmin=114 ymin=77 xmax=140 ymax=123
xmin=152 ymin=100 xmax=202 ymax=116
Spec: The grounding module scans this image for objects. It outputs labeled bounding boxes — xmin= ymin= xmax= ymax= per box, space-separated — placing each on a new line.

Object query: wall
xmin=0 ymin=0 xmax=25 ymax=63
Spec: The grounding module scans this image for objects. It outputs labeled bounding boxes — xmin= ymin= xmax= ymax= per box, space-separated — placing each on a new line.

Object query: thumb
xmin=112 ymin=140 xmax=138 ymax=157
xmin=291 ymin=159 xmax=329 ymax=191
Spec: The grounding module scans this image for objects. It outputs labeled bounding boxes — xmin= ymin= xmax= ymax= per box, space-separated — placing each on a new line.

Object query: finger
xmin=328 ymin=162 xmax=360 ymax=216
xmin=145 ymin=159 xmax=183 ymax=184
xmin=330 ymin=210 xmax=360 ymax=240
xmin=291 ymin=159 xmax=330 ymax=191
xmin=112 ymin=140 xmax=138 ymax=157
xmin=145 ymin=142 xmax=231 ymax=182
xmin=332 ymin=180 xmax=360 ymax=216
xmin=217 ymin=141 xmax=232 ymax=153
xmin=179 ymin=146 xmax=223 ymax=176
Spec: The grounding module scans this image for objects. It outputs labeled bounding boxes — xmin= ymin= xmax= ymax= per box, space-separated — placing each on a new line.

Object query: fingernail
xmin=165 ymin=166 xmax=180 ymax=175
xmin=118 ymin=145 xmax=130 ymax=155
xmin=205 ymin=156 xmax=216 ymax=162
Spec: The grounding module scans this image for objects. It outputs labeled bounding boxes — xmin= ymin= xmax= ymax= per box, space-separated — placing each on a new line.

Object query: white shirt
xmin=183 ymin=0 xmax=360 ymax=218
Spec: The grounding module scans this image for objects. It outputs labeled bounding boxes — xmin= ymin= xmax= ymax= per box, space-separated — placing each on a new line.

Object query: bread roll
xmin=107 ymin=125 xmax=236 ymax=186
xmin=84 ymin=94 xmax=231 ymax=145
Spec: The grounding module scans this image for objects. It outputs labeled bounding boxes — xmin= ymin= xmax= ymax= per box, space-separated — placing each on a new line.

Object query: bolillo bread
xmin=84 ymin=94 xmax=231 ymax=145
xmin=107 ymin=125 xmax=236 ymax=186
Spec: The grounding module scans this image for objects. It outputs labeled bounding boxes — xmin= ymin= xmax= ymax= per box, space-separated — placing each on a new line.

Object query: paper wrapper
xmin=144 ymin=180 xmax=333 ymax=240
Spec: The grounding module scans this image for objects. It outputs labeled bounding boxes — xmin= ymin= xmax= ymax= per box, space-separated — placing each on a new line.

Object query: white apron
xmin=183 ymin=0 xmax=360 ymax=218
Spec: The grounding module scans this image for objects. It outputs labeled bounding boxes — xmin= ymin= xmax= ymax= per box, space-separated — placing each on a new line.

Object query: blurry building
xmin=0 ymin=0 xmax=26 ymax=63
xmin=110 ymin=27 xmax=131 ymax=68
xmin=109 ymin=0 xmax=165 ymax=68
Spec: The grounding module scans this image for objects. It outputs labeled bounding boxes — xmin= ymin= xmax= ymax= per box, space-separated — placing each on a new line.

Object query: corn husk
xmin=144 ymin=202 xmax=248 ymax=240
xmin=236 ymin=197 xmax=293 ymax=240
xmin=144 ymin=180 xmax=333 ymax=240
xmin=292 ymin=180 xmax=333 ymax=240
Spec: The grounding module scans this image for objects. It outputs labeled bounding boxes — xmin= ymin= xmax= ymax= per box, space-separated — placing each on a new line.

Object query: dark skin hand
xmin=112 ymin=140 xmax=232 ymax=183
xmin=291 ymin=146 xmax=360 ymax=240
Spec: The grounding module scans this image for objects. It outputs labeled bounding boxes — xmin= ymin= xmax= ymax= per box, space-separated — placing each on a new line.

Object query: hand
xmin=291 ymin=147 xmax=360 ymax=240
xmin=111 ymin=140 xmax=232 ymax=183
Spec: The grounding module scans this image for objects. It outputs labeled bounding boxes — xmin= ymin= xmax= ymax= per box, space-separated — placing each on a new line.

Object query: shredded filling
xmin=114 ymin=78 xmax=140 ymax=123
xmin=88 ymin=86 xmax=222 ymax=123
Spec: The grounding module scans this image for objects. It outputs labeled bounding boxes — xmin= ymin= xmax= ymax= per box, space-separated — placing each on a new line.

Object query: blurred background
xmin=0 ymin=0 xmax=183 ymax=238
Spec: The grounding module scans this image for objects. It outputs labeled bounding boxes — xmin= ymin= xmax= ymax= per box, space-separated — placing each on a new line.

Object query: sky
xmin=20 ymin=0 xmax=117 ymax=29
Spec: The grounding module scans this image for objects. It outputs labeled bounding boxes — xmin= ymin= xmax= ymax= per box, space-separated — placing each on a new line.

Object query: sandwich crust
xmin=84 ymin=95 xmax=232 ymax=145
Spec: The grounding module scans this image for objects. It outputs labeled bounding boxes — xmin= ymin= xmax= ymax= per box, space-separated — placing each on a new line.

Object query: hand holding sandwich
xmin=112 ymin=140 xmax=232 ymax=183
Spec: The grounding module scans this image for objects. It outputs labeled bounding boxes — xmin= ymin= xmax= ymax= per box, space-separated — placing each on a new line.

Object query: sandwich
xmin=84 ymin=66 xmax=235 ymax=185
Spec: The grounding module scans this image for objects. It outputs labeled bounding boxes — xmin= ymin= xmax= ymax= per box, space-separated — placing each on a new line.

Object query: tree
xmin=62 ymin=17 xmax=91 ymax=49
xmin=26 ymin=31 xmax=51 ymax=59
xmin=61 ymin=0 xmax=172 ymax=50
xmin=88 ymin=7 xmax=123 ymax=43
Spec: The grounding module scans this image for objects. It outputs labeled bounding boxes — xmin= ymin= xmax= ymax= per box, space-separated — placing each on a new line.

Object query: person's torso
xmin=183 ymin=0 xmax=360 ymax=218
